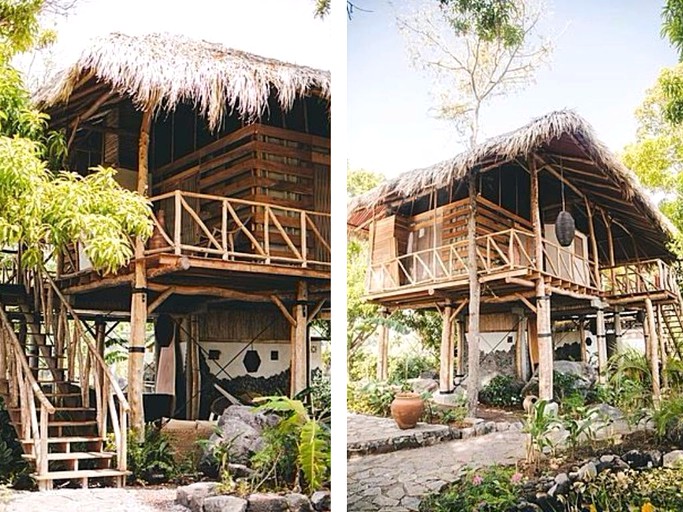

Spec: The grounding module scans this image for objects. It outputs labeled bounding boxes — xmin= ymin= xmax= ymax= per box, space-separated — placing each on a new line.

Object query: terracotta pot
xmin=390 ymin=392 xmax=424 ymax=430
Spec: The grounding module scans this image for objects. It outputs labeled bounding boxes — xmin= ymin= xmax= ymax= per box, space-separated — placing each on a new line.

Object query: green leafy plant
xmin=419 ymin=465 xmax=523 ymax=512
xmin=652 ymin=393 xmax=683 ymax=445
xmin=119 ymin=425 xmax=178 ymax=484
xmin=0 ymin=397 xmax=29 ymax=488
xmin=523 ymin=399 xmax=559 ymax=468
xmin=346 ymin=381 xmax=403 ymax=417
xmin=479 ymin=375 xmax=524 ymax=407
xmin=559 ymin=405 xmax=604 ymax=457
xmin=252 ymin=396 xmax=330 ymax=493
xmin=388 ymin=352 xmax=438 ymax=384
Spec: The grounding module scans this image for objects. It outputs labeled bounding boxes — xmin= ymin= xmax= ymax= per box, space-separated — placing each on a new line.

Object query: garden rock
xmin=176 ymin=482 xmax=218 ymax=512
xmin=310 ymin=490 xmax=331 ymax=511
xmin=622 ymin=449 xmax=661 ymax=469
xmin=245 ymin=493 xmax=290 ymax=512
xmin=203 ymin=495 xmax=248 ymax=512
xmin=548 ymin=473 xmax=569 ymax=497
xmin=200 ymin=406 xmax=280 ymax=475
xmin=577 ymin=461 xmax=597 ymax=481
xmin=663 ymin=450 xmax=683 ymax=468
xmin=407 ymin=378 xmax=438 ymax=395
xmin=553 ymin=360 xmax=596 ymax=388
xmin=285 ymin=493 xmax=312 ymax=512
xmin=590 ymin=404 xmax=624 ymax=421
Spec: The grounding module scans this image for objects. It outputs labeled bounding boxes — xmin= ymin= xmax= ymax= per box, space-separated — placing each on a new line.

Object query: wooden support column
xmin=531 ymin=158 xmax=553 ymax=400
xmin=466 ymin=169 xmax=481 ymax=413
xmin=657 ymin=304 xmax=669 ymax=389
xmin=584 ymin=198 xmax=601 ymax=289
xmin=645 ymin=298 xmax=661 ymax=403
xmin=514 ymin=309 xmax=528 ymax=380
xmin=456 ymin=318 xmax=465 ymax=376
xmin=595 ymin=303 xmax=607 ymax=384
xmin=290 ymin=281 xmax=308 ymax=396
xmin=95 ymin=317 xmax=106 ymax=391
xmin=439 ymin=304 xmax=454 ymax=394
xmin=376 ymin=309 xmax=389 ymax=381
xmin=128 ymin=108 xmax=153 ymax=438
xmin=613 ymin=308 xmax=622 ymax=353
xmin=579 ymin=317 xmax=587 ymax=363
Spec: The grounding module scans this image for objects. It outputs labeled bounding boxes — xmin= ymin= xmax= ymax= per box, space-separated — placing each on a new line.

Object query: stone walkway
xmin=0 ymin=487 xmax=185 ymax=512
xmin=347 ymin=429 xmax=527 ymax=512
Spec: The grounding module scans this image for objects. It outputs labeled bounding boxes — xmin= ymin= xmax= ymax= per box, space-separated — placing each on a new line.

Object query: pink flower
xmin=510 ymin=472 xmax=523 ymax=484
xmin=472 ymin=474 xmax=483 ymax=486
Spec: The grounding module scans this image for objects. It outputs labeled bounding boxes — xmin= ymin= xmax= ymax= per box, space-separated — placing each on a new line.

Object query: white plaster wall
xmin=198 ymin=339 xmax=322 ymax=379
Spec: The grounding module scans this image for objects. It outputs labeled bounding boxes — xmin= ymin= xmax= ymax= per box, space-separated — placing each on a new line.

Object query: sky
xmin=348 ymin=0 xmax=680 ymax=178
xmin=19 ymin=0 xmax=331 ymax=85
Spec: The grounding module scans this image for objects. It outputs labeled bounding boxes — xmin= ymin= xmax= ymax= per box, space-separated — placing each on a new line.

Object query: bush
xmin=0 ymin=397 xmax=29 ymax=488
xmin=388 ymin=353 xmax=437 ymax=383
xmin=124 ymin=425 xmax=178 ymax=484
xmin=479 ymin=375 xmax=523 ymax=407
xmin=348 ymin=350 xmax=377 ymax=381
xmin=652 ymin=394 xmax=683 ymax=446
xmin=420 ymin=466 xmax=523 ymax=512
xmin=347 ymin=381 xmax=401 ymax=417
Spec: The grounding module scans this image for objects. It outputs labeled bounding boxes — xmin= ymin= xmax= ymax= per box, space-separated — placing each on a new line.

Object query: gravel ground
xmin=1 ymin=487 xmax=187 ymax=512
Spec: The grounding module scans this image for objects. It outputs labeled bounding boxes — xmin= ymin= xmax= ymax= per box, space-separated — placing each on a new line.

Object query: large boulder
xmin=199 ymin=405 xmax=280 ymax=477
xmin=176 ymin=482 xmax=218 ymax=512
xmin=553 ymin=360 xmax=597 ymax=389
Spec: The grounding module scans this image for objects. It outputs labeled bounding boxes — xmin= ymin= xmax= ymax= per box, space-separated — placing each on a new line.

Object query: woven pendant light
xmin=554 ymin=157 xmax=575 ymax=247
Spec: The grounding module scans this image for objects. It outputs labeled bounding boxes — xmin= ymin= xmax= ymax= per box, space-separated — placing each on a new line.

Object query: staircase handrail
xmin=44 ymin=274 xmax=130 ymax=413
xmin=0 ymin=306 xmax=55 ymax=414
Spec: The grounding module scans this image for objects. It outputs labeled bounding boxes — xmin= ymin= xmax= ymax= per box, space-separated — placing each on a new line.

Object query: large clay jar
xmin=390 ymin=392 xmax=424 ymax=430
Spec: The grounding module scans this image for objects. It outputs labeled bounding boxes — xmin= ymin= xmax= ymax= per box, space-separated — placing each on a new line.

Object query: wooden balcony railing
xmin=147 ymin=190 xmax=331 ymax=269
xmin=601 ymin=259 xmax=680 ymax=298
xmin=367 ymin=228 xmax=599 ymax=294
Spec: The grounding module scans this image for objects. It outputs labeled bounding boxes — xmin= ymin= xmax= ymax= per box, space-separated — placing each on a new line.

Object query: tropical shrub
xmin=124 ymin=426 xmax=178 ymax=484
xmin=252 ymin=396 xmax=330 ymax=493
xmin=652 ymin=393 xmax=683 ymax=446
xmin=347 ymin=381 xmax=403 ymax=417
xmin=479 ymin=375 xmax=524 ymax=407
xmin=0 ymin=397 xmax=29 ymax=487
xmin=523 ymin=399 xmax=559 ymax=467
xmin=388 ymin=353 xmax=437 ymax=383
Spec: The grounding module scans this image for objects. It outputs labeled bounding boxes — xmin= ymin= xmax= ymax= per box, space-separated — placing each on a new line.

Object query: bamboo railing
xmin=43 ymin=273 xmax=129 ymax=474
xmin=0 ymin=305 xmax=55 ymax=483
xmin=147 ymin=190 xmax=331 ymax=268
xmin=601 ymin=259 xmax=681 ymax=298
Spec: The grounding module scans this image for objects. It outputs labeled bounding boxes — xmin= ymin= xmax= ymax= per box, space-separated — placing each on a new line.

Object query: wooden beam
xmin=449 ymin=299 xmax=468 ymax=322
xmin=584 ymin=197 xmax=601 ymax=289
xmin=644 ymin=298 xmax=661 ymax=403
xmin=516 ymin=294 xmax=537 ymax=314
xmin=377 ymin=310 xmax=390 ymax=381
xmin=595 ymin=305 xmax=607 ymax=384
xmin=307 ymin=299 xmax=326 ymax=325
xmin=290 ymin=281 xmax=308 ymax=396
xmin=466 ymin=168 xmax=481 ymax=414
xmin=271 ymin=295 xmax=297 ymax=327
xmin=127 ymin=108 xmax=153 ymax=439
xmin=439 ymin=304 xmax=455 ymax=393
xmin=657 ymin=304 xmax=669 ymax=389
xmin=147 ymin=287 xmax=174 ymax=315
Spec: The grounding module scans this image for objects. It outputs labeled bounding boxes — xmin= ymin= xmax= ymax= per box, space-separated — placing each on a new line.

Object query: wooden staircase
xmin=0 ymin=267 xmax=129 ymax=490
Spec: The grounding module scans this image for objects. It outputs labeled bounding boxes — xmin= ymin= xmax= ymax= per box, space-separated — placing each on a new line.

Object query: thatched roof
xmin=349 ymin=110 xmax=677 ymax=248
xmin=34 ymin=32 xmax=330 ymax=130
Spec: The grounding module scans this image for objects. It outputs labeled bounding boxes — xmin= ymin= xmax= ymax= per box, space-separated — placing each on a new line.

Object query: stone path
xmin=0 ymin=487 xmax=185 ymax=512
xmin=347 ymin=429 xmax=527 ymax=512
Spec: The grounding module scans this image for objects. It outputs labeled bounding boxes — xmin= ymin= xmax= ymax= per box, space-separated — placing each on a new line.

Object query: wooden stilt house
xmin=349 ymin=110 xmax=681 ymax=406
xmin=0 ymin=32 xmax=330 ymax=489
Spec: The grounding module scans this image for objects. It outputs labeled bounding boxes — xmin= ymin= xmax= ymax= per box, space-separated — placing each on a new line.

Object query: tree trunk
xmin=466 ymin=169 xmax=480 ymax=414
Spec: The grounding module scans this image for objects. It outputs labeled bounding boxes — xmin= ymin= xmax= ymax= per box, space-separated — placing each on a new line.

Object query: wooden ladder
xmin=0 ymin=269 xmax=129 ymax=490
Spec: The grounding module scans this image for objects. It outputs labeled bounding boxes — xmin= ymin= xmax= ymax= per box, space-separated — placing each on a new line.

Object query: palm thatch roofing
xmin=34 ymin=32 xmax=331 ymax=130
xmin=349 ymin=110 xmax=677 ymax=257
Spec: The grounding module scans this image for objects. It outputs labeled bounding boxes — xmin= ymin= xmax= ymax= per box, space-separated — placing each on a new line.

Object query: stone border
xmin=347 ymin=419 xmax=524 ymax=457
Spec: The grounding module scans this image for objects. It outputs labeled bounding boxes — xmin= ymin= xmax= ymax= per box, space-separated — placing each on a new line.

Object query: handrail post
xmin=301 ymin=211 xmax=307 ymax=268
xmin=264 ymin=206 xmax=271 ymax=264
xmin=174 ymin=190 xmax=182 ymax=255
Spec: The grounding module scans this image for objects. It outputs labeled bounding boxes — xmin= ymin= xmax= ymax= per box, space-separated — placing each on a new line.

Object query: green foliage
xmin=346 ymin=381 xmax=399 ymax=417
xmin=419 ymin=465 xmax=523 ymax=512
xmin=388 ymin=352 xmax=437 ymax=383
xmin=124 ymin=426 xmax=178 ymax=484
xmin=395 ymin=309 xmax=443 ymax=355
xmin=0 ymin=398 xmax=29 ymax=487
xmin=439 ymin=0 xmax=524 ymax=47
xmin=652 ymin=393 xmax=683 ymax=445
xmin=479 ymin=375 xmax=523 ymax=407
xmin=559 ymin=405 xmax=603 ymax=456
xmin=663 ymin=0 xmax=683 ymax=61
xmin=347 ymin=236 xmax=380 ymax=354
xmin=306 ymin=369 xmax=331 ymax=421
xmin=252 ymin=396 xmax=330 ymax=493
xmin=0 ymin=0 xmax=43 ymax=59
xmin=523 ymin=399 xmax=559 ymax=466
xmin=601 ymin=351 xmax=653 ymax=418
xmin=347 ymin=168 xmax=384 ymax=198
xmin=313 ymin=0 xmax=330 ymax=19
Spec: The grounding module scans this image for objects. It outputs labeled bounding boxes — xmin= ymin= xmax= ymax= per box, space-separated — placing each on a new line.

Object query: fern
xmin=298 ymin=420 xmax=330 ymax=493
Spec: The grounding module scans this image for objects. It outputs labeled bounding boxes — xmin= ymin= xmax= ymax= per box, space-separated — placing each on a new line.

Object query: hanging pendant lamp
xmin=554 ymin=157 xmax=575 ymax=247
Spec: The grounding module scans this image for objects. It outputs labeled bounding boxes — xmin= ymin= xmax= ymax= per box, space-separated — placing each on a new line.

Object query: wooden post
xmin=466 ymin=169 xmax=481 ymax=413
xmin=657 ymin=304 xmax=669 ymax=389
xmin=579 ymin=317 xmax=587 ymax=363
xmin=514 ymin=311 xmax=526 ymax=380
xmin=290 ymin=281 xmax=308 ymax=396
xmin=191 ymin=316 xmax=201 ymax=419
xmin=584 ymin=198 xmax=601 ymax=289
xmin=128 ymin=109 xmax=152 ymax=439
xmin=613 ymin=308 xmax=622 ymax=354
xmin=531 ymin=158 xmax=553 ymax=400
xmin=456 ymin=318 xmax=465 ymax=376
xmin=645 ymin=298 xmax=661 ymax=402
xmin=439 ymin=305 xmax=454 ymax=394
xmin=376 ymin=309 xmax=389 ymax=381
xmin=595 ymin=303 xmax=607 ymax=384
xmin=520 ymin=315 xmax=529 ymax=381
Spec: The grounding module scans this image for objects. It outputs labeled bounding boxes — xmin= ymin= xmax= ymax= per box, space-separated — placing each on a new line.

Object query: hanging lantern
xmin=555 ymin=210 xmax=575 ymax=247
xmin=554 ymin=157 xmax=575 ymax=247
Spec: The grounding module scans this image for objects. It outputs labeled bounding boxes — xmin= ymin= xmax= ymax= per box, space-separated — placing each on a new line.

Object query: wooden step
xmin=16 ymin=420 xmax=97 ymax=428
xmin=21 ymin=436 xmax=103 ymax=445
xmin=31 ymin=468 xmax=129 ymax=481
xmin=23 ymin=451 xmax=115 ymax=461
xmin=41 ymin=391 xmax=82 ymax=398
